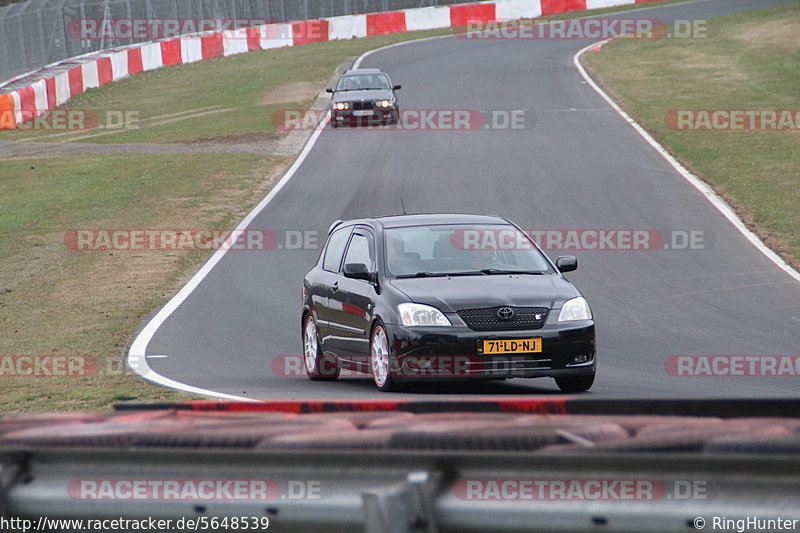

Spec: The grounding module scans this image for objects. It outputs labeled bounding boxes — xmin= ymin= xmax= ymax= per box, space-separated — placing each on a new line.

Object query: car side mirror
xmin=392 ymin=84 xmax=401 ymax=90
xmin=343 ymin=262 xmax=375 ymax=282
xmin=555 ymin=256 xmax=578 ymax=273
xmin=325 ymin=88 xmax=334 ymax=93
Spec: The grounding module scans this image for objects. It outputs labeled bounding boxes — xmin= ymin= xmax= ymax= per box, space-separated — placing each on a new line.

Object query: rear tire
xmin=555 ymin=373 xmax=594 ymax=393
xmin=303 ymin=314 xmax=339 ymax=381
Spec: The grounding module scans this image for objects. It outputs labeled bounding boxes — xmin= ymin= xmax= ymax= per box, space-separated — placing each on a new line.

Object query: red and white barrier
xmin=587 ymin=0 xmax=635 ymax=8
xmin=497 ymin=0 xmax=543 ymax=20
xmin=0 ymin=0 xmax=672 ymax=129
xmin=82 ymin=62 xmax=99 ymax=89
xmin=54 ymin=71 xmax=70 ymax=106
xmin=180 ymin=36 xmax=204 ymax=64
xmin=541 ymin=0 xmax=587 ymax=16
xmin=327 ymin=14 xmax=368 ymax=40
xmin=406 ymin=6 xmax=452 ymax=31
xmin=259 ymin=24 xmax=293 ymax=50
xmin=109 ymin=50 xmax=129 ymax=80
xmin=367 ymin=11 xmax=407 ymax=36
xmin=223 ymin=29 xmax=250 ymax=56
xmin=160 ymin=39 xmax=182 ymax=66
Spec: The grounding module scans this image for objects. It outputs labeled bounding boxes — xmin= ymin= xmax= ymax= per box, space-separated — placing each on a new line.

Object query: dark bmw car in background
xmin=301 ymin=214 xmax=596 ymax=392
xmin=326 ymin=68 xmax=401 ymax=127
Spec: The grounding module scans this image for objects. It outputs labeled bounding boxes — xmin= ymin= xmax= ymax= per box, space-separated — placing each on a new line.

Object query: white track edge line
xmin=574 ymin=40 xmax=800 ymax=284
xmin=127 ymin=116 xmax=331 ymax=402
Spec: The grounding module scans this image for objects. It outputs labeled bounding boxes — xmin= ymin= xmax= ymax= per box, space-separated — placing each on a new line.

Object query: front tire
xmin=370 ymin=322 xmax=398 ymax=392
xmin=555 ymin=373 xmax=594 ymax=393
xmin=303 ymin=314 xmax=339 ymax=381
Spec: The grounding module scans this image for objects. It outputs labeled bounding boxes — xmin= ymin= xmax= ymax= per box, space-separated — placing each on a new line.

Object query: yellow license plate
xmin=478 ymin=338 xmax=542 ymax=355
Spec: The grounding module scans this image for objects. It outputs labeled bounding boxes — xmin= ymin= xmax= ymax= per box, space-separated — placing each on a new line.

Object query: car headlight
xmin=378 ymin=100 xmax=393 ymax=108
xmin=335 ymin=102 xmax=350 ymax=110
xmin=398 ymin=303 xmax=451 ymax=327
xmin=558 ymin=297 xmax=592 ymax=322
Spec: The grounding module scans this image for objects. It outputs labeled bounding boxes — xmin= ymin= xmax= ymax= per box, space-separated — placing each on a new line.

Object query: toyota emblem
xmin=496 ymin=307 xmax=515 ymax=320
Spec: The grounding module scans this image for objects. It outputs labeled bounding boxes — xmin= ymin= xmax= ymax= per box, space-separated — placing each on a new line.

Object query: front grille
xmin=351 ymin=101 xmax=375 ymax=110
xmin=457 ymin=306 xmax=549 ymax=331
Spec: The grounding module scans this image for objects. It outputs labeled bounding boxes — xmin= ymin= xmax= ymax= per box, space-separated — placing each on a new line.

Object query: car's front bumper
xmin=381 ymin=321 xmax=595 ymax=381
xmin=331 ymin=107 xmax=396 ymax=124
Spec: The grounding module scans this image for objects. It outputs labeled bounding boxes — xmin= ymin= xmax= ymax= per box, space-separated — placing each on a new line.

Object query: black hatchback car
xmin=301 ymin=214 xmax=595 ymax=392
xmin=325 ymin=68 xmax=401 ymax=127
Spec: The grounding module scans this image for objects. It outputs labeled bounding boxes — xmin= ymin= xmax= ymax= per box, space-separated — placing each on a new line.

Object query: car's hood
xmin=388 ymin=274 xmax=579 ymax=312
xmin=331 ymin=89 xmax=393 ymax=102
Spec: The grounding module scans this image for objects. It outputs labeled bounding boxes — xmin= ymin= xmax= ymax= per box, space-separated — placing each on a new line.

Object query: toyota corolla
xmin=301 ymin=214 xmax=596 ymax=392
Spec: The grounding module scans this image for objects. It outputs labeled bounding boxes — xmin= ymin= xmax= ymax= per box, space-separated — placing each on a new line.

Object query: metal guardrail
xmin=2 ymin=447 xmax=799 ymax=532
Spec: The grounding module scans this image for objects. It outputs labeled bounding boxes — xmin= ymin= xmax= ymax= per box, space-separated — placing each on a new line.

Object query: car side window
xmin=322 ymin=227 xmax=351 ymax=272
xmin=343 ymin=233 xmax=374 ymax=271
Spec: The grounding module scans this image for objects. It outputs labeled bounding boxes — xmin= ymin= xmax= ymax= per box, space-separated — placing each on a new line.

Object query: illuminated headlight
xmin=398 ymin=303 xmax=451 ymax=327
xmin=335 ymin=102 xmax=350 ymax=110
xmin=378 ymin=100 xmax=393 ymax=108
xmin=558 ymin=297 xmax=592 ymax=322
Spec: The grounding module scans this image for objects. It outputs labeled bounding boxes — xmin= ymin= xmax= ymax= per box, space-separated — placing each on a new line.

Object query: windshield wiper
xmin=395 ymin=272 xmax=447 ymax=278
xmin=480 ymin=269 xmax=546 ymax=275
xmin=396 ymin=271 xmax=483 ymax=278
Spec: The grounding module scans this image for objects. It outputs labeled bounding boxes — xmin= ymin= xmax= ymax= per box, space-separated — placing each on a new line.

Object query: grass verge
xmin=0 ymin=153 xmax=288 ymax=410
xmin=582 ymin=2 xmax=800 ymax=268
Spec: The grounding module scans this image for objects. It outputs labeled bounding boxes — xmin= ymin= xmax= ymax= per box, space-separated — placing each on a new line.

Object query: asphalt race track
xmin=132 ymin=0 xmax=800 ymax=400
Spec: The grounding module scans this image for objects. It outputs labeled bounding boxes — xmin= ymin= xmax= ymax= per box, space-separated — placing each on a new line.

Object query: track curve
xmin=130 ymin=0 xmax=800 ymax=400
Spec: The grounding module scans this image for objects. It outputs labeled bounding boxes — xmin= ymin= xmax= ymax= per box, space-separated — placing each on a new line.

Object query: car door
xmin=314 ymin=225 xmax=352 ymax=355
xmin=329 ymin=228 xmax=376 ymax=363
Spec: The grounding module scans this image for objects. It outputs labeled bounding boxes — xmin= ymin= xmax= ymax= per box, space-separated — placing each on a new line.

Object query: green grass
xmin=582 ymin=2 xmax=800 ymax=266
xmin=0 ymin=153 xmax=284 ymax=411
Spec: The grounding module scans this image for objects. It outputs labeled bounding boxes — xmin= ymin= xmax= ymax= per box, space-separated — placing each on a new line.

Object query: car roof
xmin=332 ymin=213 xmax=510 ymax=233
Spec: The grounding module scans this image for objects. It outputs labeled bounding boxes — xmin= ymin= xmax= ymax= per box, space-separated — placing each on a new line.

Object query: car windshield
xmin=336 ymin=74 xmax=391 ymax=90
xmin=384 ymin=224 xmax=550 ymax=277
